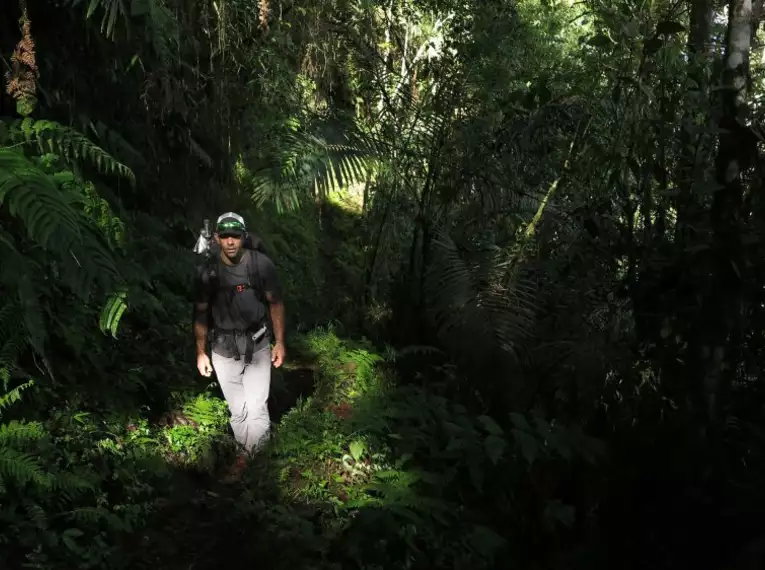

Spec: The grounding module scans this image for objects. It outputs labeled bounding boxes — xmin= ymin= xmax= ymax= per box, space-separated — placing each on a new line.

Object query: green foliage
xmin=0 ymin=128 xmax=130 ymax=379
xmin=249 ymin=121 xmax=378 ymax=213
xmin=248 ymin=329 xmax=605 ymax=568
xmin=0 ymin=384 xmax=148 ymax=568
xmin=1 ymin=118 xmax=135 ymax=185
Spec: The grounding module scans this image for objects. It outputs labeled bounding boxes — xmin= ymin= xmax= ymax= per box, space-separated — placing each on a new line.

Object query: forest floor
xmin=116 ymin=328 xmax=390 ymax=569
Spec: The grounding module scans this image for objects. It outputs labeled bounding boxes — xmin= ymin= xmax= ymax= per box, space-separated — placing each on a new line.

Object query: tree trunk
xmin=703 ymin=0 xmax=752 ymax=432
xmin=675 ymin=0 xmax=714 ymax=244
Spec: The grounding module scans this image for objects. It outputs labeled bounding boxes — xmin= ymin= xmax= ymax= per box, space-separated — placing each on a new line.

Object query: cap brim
xmin=218 ymin=229 xmax=244 ymax=237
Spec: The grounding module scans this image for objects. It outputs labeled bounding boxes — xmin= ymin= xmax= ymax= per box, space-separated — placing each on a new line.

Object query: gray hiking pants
xmin=211 ymin=335 xmax=271 ymax=453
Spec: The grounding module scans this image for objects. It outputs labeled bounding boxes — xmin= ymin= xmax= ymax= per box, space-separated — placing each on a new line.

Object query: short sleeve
xmin=256 ymin=253 xmax=282 ymax=303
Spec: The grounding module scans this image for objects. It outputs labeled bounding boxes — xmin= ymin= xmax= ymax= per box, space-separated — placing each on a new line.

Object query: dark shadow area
xmin=269 ymin=364 xmax=317 ymax=424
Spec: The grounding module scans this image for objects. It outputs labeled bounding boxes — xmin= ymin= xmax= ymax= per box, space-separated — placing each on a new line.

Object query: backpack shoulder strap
xmin=246 ymin=249 xmax=265 ymax=303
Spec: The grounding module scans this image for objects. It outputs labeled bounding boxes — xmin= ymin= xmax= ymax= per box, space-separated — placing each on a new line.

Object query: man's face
xmin=216 ymin=232 xmax=244 ymax=261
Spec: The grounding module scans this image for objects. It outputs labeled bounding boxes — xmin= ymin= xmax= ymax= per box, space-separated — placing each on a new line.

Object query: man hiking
xmin=193 ymin=212 xmax=286 ymax=482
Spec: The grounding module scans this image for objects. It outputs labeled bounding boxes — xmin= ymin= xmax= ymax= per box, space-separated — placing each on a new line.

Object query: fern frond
xmin=99 ymin=289 xmax=128 ymax=338
xmin=0 ymin=447 xmax=47 ymax=486
xmin=2 ymin=118 xmax=135 ymax=185
xmin=0 ymin=420 xmax=44 ymax=446
xmin=50 ymin=470 xmax=96 ymax=501
xmin=70 ymin=221 xmax=123 ymax=292
xmin=64 ymin=506 xmax=129 ymax=532
xmin=0 ymin=148 xmax=82 ymax=249
xmin=183 ymin=394 xmax=226 ymax=427
xmin=0 ymin=381 xmax=34 ymax=414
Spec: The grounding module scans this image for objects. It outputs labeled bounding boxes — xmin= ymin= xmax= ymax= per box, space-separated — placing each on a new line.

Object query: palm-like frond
xmin=64 ymin=0 xmax=129 ymax=38
xmin=251 ymin=127 xmax=382 ymax=212
xmin=424 ymin=231 xmax=537 ymax=357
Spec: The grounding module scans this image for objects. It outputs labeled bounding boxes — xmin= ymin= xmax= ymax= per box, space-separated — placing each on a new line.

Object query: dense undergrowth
xmin=0 ymin=322 xmax=607 ymax=569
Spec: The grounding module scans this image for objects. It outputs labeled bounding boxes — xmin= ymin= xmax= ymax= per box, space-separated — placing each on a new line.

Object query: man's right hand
xmin=197 ymin=353 xmax=213 ymax=377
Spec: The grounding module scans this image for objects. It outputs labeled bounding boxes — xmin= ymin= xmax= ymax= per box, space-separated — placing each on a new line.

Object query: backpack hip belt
xmin=213 ymin=322 xmax=268 ymax=364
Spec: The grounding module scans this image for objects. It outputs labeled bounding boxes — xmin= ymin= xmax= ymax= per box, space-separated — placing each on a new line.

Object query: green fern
xmin=64 ymin=506 xmax=130 ymax=532
xmin=0 ymin=448 xmax=47 ymax=486
xmin=0 ymin=382 xmax=34 ymax=415
xmin=0 ymin=149 xmax=83 ymax=249
xmin=1 ymin=118 xmax=135 ymax=186
xmin=0 ymin=420 xmax=44 ymax=447
xmin=49 ymin=470 xmax=96 ymax=502
xmin=58 ymin=222 xmax=123 ymax=300
xmin=248 ymin=73 xmax=465 ymax=213
xmin=183 ymin=394 xmax=228 ymax=428
xmin=0 ymin=146 xmax=126 ymax=373
xmin=99 ymin=289 xmax=128 ymax=338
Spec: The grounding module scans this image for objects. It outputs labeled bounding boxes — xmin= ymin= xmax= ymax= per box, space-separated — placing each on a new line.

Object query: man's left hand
xmin=272 ymin=342 xmax=286 ymax=368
